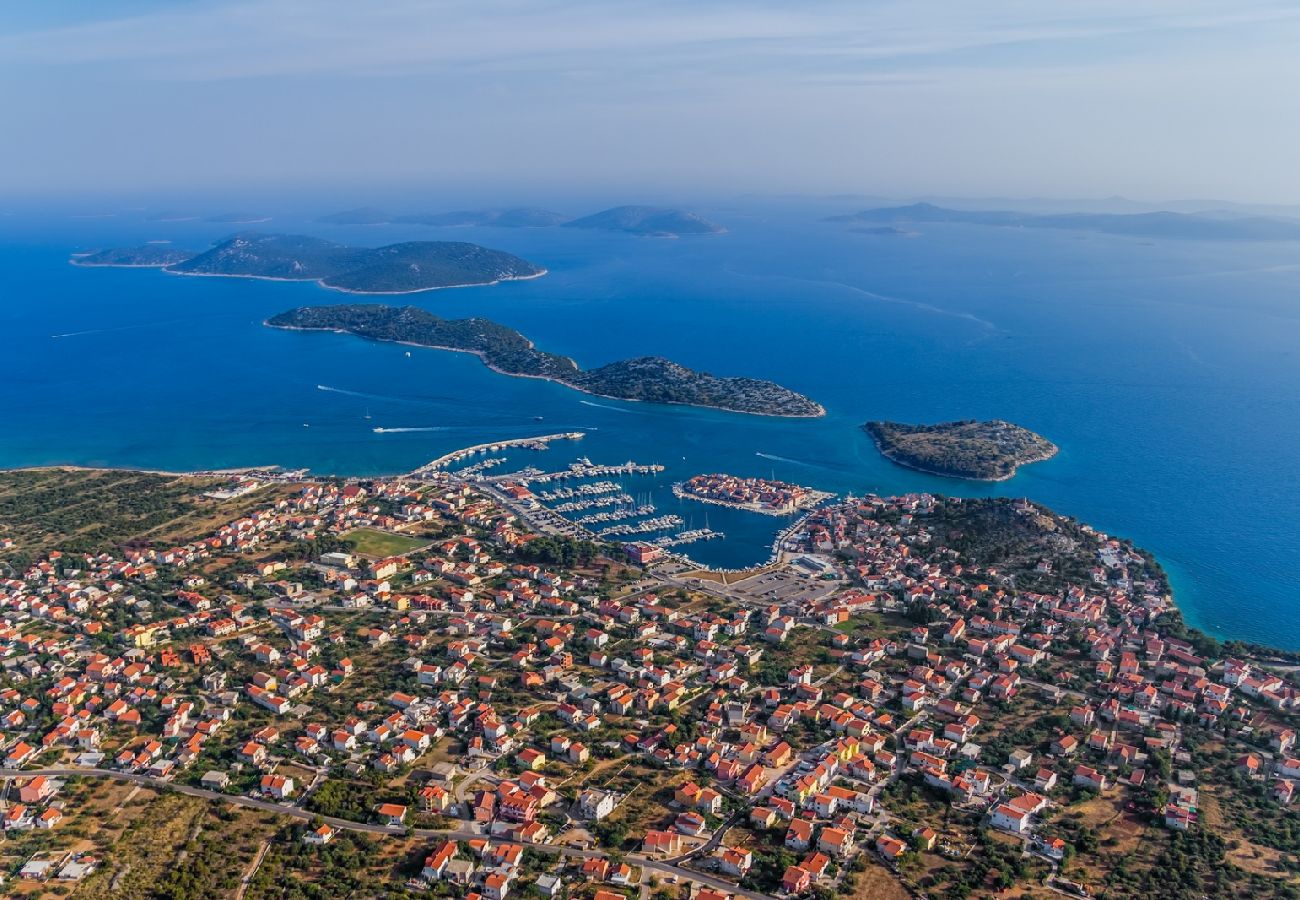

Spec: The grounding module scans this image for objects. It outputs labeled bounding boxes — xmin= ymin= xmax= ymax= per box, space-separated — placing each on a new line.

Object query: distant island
xmin=267 ymin=304 xmax=823 ymax=417
xmin=394 ymin=208 xmax=568 ymax=228
xmin=310 ymin=204 xmax=725 ymax=236
xmin=205 ymin=212 xmax=271 ymax=224
xmin=316 ymin=206 xmax=393 ymax=225
xmin=863 ymin=419 xmax=1058 ymax=480
xmin=829 ymin=202 xmax=1300 ymax=241
xmin=848 ymin=225 xmax=917 ymax=237
xmin=562 ymin=205 xmax=725 ymax=237
xmin=73 ymin=232 xmax=545 ymax=294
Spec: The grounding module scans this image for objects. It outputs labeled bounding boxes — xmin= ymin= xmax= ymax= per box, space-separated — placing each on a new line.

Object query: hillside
xmin=562 ymin=205 xmax=725 ymax=236
xmin=864 ymin=419 xmax=1058 ymax=480
xmin=573 ymin=356 xmax=823 ymax=417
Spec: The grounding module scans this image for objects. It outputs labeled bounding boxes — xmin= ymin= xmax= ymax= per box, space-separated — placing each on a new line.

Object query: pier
xmin=409 ymin=432 xmax=584 ymax=476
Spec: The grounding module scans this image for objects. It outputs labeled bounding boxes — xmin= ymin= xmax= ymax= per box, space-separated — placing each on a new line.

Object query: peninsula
xmin=674 ymin=473 xmax=834 ymax=515
xmin=74 ymin=232 xmax=545 ymax=294
xmin=266 ymin=303 xmax=824 ymax=417
xmin=864 ymin=418 xmax=1058 ymax=480
xmin=72 ymin=245 xmax=198 ymax=267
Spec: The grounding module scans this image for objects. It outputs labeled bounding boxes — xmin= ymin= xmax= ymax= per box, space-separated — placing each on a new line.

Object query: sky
xmin=3 ymin=0 xmax=1300 ymax=204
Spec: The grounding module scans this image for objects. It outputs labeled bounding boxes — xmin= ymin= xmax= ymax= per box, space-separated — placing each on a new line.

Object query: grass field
xmin=342 ymin=527 xmax=430 ymax=558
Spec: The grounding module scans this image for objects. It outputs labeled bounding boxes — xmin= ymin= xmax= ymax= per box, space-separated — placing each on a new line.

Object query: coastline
xmin=265 ymin=322 xmax=827 ymax=419
xmin=867 ymin=438 xmax=1059 ymax=482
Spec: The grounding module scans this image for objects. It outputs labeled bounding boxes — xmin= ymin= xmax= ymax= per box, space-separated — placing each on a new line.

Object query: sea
xmin=2 ymin=201 xmax=1298 ymax=648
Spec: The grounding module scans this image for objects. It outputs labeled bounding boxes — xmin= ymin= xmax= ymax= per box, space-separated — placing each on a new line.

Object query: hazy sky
xmin=4 ymin=0 xmax=1300 ymax=203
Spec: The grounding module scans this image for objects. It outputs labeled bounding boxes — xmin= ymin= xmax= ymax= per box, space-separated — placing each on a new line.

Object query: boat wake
xmin=756 ymin=451 xmax=801 ymax=464
xmin=579 ymin=400 xmax=632 ymax=413
xmin=372 ymin=426 xmax=451 ymax=433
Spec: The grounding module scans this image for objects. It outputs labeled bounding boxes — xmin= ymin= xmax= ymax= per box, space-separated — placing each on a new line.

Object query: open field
xmin=342 ymin=527 xmax=430 ymax=558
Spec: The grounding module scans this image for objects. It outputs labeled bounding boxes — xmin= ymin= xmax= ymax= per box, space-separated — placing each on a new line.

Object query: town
xmin=0 ymin=462 xmax=1296 ymax=899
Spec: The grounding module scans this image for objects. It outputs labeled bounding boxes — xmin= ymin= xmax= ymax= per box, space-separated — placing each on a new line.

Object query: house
xmin=990 ymin=803 xmax=1032 ymax=834
xmin=1073 ymin=765 xmax=1107 ymax=792
xmin=785 ymin=818 xmax=814 ymax=851
xmin=818 ymin=826 xmax=854 ymax=858
xmin=642 ymin=830 xmax=682 ymax=856
xmin=376 ymin=803 xmax=407 ymax=826
xmin=876 ymin=834 xmax=907 ymax=860
xmin=304 ymin=824 xmax=335 ymax=845
xmin=576 ymin=788 xmax=615 ymax=821
xmin=260 ymin=773 xmax=295 ymax=799
xmin=781 ymin=864 xmax=812 ymax=894
xmin=718 ymin=846 xmax=753 ymax=876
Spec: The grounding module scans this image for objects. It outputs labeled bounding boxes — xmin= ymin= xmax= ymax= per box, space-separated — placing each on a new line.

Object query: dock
xmin=409 ymin=432 xmax=584 ymax=476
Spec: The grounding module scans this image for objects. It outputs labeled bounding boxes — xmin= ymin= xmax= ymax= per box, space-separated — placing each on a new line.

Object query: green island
xmin=864 ymin=418 xmax=1059 ymax=480
xmin=73 ymin=232 xmax=545 ymax=294
xmin=266 ymin=303 xmax=824 ymax=417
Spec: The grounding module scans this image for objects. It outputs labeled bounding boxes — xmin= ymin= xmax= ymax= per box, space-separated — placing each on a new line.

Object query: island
xmin=266 ymin=303 xmax=824 ymax=417
xmin=205 ymin=212 xmax=272 ymax=224
xmin=75 ymin=232 xmax=546 ymax=294
xmin=562 ymin=205 xmax=725 ymax=237
xmin=673 ymin=473 xmax=834 ymax=515
xmin=863 ymin=418 xmax=1058 ymax=480
xmin=71 ymin=245 xmax=198 ymax=267
xmin=395 ymin=208 xmax=568 ymax=228
xmin=829 ymin=202 xmax=1300 ymax=241
xmin=316 ymin=206 xmax=393 ymax=225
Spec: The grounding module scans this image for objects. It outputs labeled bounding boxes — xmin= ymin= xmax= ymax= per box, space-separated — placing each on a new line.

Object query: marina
xmin=496 ymin=458 xmax=665 ymax=484
xmin=652 ymin=528 xmax=726 ymax=548
xmin=596 ymin=514 xmax=685 ymax=537
xmin=572 ymin=505 xmax=657 ymax=525
xmin=550 ymin=493 xmax=635 ymax=513
xmin=537 ymin=480 xmax=624 ymax=501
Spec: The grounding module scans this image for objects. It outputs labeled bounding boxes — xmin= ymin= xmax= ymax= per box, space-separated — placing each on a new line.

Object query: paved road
xmin=0 ymin=767 xmax=775 ymax=900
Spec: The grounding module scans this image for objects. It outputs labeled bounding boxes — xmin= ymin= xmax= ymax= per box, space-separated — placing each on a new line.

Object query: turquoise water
xmin=2 ymin=205 xmax=1299 ymax=647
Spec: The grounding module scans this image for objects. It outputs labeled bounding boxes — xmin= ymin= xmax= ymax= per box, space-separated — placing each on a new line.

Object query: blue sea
xmin=2 ymin=203 xmax=1298 ymax=648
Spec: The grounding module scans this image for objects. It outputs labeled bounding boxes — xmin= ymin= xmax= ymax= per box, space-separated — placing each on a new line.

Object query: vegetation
xmin=864 ymin=419 xmax=1058 ymax=480
xmin=268 ymin=304 xmax=825 ymax=416
xmin=0 ymin=468 xmax=209 ymax=558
